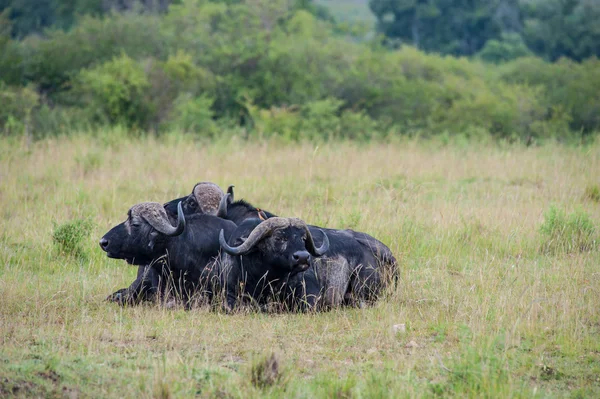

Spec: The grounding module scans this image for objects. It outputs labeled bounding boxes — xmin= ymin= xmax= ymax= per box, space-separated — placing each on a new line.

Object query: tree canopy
xmin=369 ymin=0 xmax=600 ymax=61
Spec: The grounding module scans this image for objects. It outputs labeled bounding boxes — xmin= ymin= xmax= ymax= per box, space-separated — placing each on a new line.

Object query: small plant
xmin=584 ymin=184 xmax=600 ymax=203
xmin=52 ymin=218 xmax=94 ymax=258
xmin=75 ymin=151 xmax=103 ymax=175
xmin=250 ymin=352 xmax=284 ymax=389
xmin=540 ymin=205 xmax=596 ymax=254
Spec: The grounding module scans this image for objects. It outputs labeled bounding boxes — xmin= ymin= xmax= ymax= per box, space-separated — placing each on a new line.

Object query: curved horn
xmin=217 ymin=193 xmax=231 ymax=218
xmin=142 ymin=201 xmax=186 ymax=237
xmin=219 ymin=218 xmax=290 ymax=256
xmin=305 ymin=227 xmax=329 ymax=256
xmin=227 ymin=185 xmax=235 ymax=202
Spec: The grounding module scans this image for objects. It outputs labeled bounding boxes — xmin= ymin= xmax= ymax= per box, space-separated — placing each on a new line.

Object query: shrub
xmin=500 ymin=57 xmax=600 ymax=134
xmin=52 ymin=218 xmax=94 ymax=258
xmin=584 ymin=185 xmax=600 ymax=203
xmin=540 ymin=205 xmax=597 ymax=254
xmin=0 ymin=84 xmax=38 ymax=136
xmin=29 ymin=104 xmax=95 ymax=138
xmin=75 ymin=54 xmax=151 ymax=128
xmin=300 ymin=98 xmax=343 ymax=139
xmin=249 ymin=104 xmax=302 ymax=141
xmin=166 ymin=94 xmax=217 ymax=135
xmin=477 ymin=33 xmax=533 ymax=63
xmin=434 ymin=78 xmax=546 ymax=140
xmin=338 ymin=109 xmax=379 ymax=140
xmin=20 ymin=12 xmax=166 ymax=96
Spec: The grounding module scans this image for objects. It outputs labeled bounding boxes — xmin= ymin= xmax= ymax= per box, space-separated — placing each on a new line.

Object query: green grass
xmin=1 ymin=132 xmax=600 ymax=397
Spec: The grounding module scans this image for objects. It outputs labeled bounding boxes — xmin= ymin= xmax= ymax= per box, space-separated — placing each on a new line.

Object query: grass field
xmin=1 ymin=133 xmax=599 ymax=398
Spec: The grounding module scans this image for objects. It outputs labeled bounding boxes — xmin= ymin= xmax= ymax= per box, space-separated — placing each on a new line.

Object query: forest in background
xmin=1 ymin=0 xmax=599 ymax=142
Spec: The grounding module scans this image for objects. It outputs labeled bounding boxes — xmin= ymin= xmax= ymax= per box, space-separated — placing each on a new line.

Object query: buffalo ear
xmin=148 ymin=231 xmax=159 ymax=250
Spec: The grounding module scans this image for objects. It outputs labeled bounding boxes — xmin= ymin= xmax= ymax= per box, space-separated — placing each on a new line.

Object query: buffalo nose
xmin=99 ymin=238 xmax=109 ymax=251
xmin=292 ymin=251 xmax=311 ymax=265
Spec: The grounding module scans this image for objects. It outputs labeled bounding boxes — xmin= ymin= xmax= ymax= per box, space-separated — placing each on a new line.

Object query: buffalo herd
xmin=100 ymin=182 xmax=397 ymax=312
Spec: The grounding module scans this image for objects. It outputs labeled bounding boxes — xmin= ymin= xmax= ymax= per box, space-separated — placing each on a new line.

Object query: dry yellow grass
xmin=0 ymin=134 xmax=599 ymax=398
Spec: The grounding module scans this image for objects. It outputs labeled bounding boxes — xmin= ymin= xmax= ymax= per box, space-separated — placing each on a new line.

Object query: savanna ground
xmin=1 ymin=132 xmax=599 ymax=398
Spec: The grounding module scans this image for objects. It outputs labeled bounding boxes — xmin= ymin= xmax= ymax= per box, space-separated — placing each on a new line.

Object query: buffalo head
xmin=219 ymin=217 xmax=329 ymax=274
xmin=100 ymin=202 xmax=185 ymax=265
xmin=180 ymin=182 xmax=225 ymax=216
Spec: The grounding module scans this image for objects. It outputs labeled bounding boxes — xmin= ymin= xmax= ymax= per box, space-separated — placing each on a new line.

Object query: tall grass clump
xmin=249 ymin=352 xmax=286 ymax=389
xmin=540 ymin=205 xmax=597 ymax=254
xmin=584 ymin=184 xmax=600 ymax=203
xmin=52 ymin=218 xmax=94 ymax=259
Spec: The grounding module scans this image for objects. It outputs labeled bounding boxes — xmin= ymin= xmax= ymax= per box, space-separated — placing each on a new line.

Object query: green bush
xmin=251 ymin=105 xmax=302 ymax=141
xmin=0 ymin=84 xmax=38 ymax=135
xmin=540 ymin=205 xmax=597 ymax=254
xmin=29 ymin=104 xmax=94 ymax=137
xmin=20 ymin=13 xmax=166 ymax=95
xmin=434 ymin=78 xmax=546 ymax=140
xmin=52 ymin=218 xmax=94 ymax=258
xmin=75 ymin=54 xmax=151 ymax=128
xmin=300 ymin=98 xmax=343 ymax=139
xmin=477 ymin=33 xmax=533 ymax=64
xmin=500 ymin=57 xmax=600 ymax=134
xmin=166 ymin=94 xmax=217 ymax=135
xmin=338 ymin=109 xmax=379 ymax=140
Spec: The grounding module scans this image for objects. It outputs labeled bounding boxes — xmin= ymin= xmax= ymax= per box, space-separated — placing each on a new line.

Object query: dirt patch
xmin=0 ymin=377 xmax=39 ymax=397
xmin=38 ymin=369 xmax=61 ymax=384
xmin=62 ymin=386 xmax=80 ymax=399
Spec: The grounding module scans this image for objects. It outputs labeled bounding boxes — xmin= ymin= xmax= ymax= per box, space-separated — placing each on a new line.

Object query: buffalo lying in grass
xmin=103 ymin=182 xmax=397 ymax=310
xmin=219 ymin=217 xmax=329 ymax=311
xmin=216 ymin=187 xmax=397 ymax=308
xmin=106 ymin=182 xmax=227 ymax=305
xmin=100 ymin=201 xmax=236 ymax=307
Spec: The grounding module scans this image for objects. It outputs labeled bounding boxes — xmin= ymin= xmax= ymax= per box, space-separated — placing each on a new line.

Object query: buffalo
xmin=100 ymin=201 xmax=237 ymax=307
xmin=219 ymin=217 xmax=329 ymax=311
xmin=102 ymin=182 xmax=397 ymax=311
xmin=215 ymin=187 xmax=398 ymax=308
xmin=107 ymin=182 xmax=227 ymax=305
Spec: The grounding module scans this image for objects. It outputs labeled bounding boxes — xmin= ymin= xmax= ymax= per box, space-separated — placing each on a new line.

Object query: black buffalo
xmin=100 ymin=201 xmax=237 ymax=307
xmin=215 ymin=187 xmax=398 ymax=308
xmin=107 ymin=182 xmax=227 ymax=305
xmin=219 ymin=217 xmax=329 ymax=311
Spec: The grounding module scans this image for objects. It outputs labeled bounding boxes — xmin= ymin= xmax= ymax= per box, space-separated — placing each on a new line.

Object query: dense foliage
xmin=369 ymin=0 xmax=600 ymax=62
xmin=0 ymin=0 xmax=599 ymax=141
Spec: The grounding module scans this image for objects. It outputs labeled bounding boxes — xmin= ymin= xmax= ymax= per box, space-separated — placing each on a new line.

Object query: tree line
xmin=369 ymin=0 xmax=600 ymax=63
xmin=0 ymin=0 xmax=599 ymax=142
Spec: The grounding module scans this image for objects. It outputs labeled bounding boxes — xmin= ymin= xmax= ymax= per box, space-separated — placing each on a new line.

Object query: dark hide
xmin=107 ymin=189 xmax=226 ymax=305
xmin=221 ymin=218 xmax=326 ymax=312
xmin=218 ymin=189 xmax=398 ymax=308
xmin=101 ymin=204 xmax=237 ymax=307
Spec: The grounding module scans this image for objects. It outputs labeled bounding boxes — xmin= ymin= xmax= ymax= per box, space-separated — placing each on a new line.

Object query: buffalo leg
xmin=106 ymin=265 xmax=160 ymax=305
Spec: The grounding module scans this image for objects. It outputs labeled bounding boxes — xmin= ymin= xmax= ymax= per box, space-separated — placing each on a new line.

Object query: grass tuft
xmin=250 ymin=352 xmax=284 ymax=389
xmin=584 ymin=184 xmax=600 ymax=203
xmin=539 ymin=205 xmax=597 ymax=253
xmin=52 ymin=218 xmax=94 ymax=258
